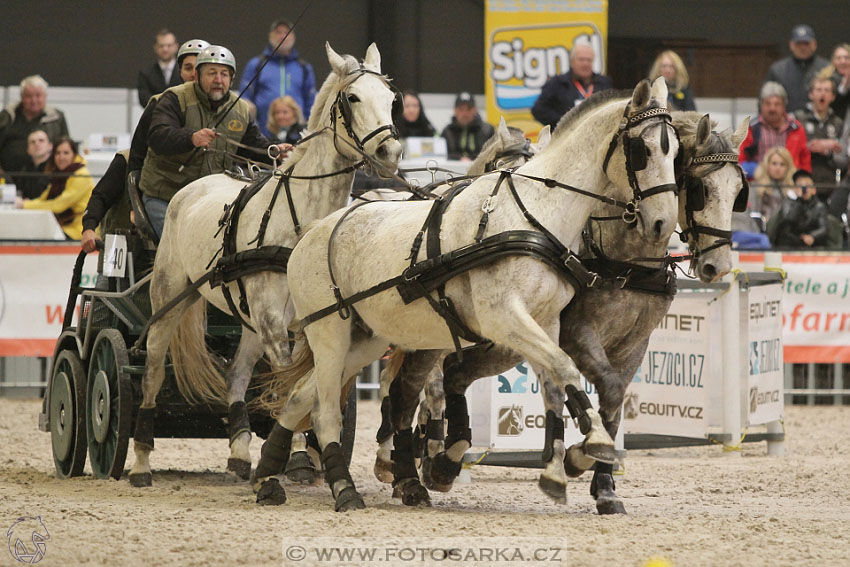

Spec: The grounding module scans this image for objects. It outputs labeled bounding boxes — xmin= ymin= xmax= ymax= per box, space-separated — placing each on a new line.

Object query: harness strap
xmin=507 ymin=171 xmax=632 ymax=210
xmin=475 ymin=171 xmax=507 ymax=242
xmin=131 ymin=271 xmax=215 ymax=353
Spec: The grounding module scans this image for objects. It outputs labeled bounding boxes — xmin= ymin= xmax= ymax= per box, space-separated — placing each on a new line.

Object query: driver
xmin=139 ymin=45 xmax=291 ymax=236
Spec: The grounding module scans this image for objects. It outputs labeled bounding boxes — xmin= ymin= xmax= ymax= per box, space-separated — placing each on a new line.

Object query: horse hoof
xmin=129 ymin=473 xmax=152 ymax=488
xmin=596 ymin=496 xmax=627 ymax=515
xmin=256 ymin=478 xmax=287 ymax=506
xmin=422 ymin=454 xmax=459 ymax=493
xmin=227 ymin=458 xmax=252 ymax=481
xmin=391 ymin=484 xmax=403 ymax=499
xmin=583 ymin=442 xmax=617 ymax=464
xmin=335 ymin=487 xmax=366 ymax=512
xmin=564 ymin=443 xmax=595 ymax=478
xmin=373 ymin=457 xmax=394 ymax=484
xmin=538 ymin=476 xmax=567 ymax=504
xmin=396 ymin=478 xmax=431 ymax=507
xmin=285 ymin=451 xmax=317 ymax=485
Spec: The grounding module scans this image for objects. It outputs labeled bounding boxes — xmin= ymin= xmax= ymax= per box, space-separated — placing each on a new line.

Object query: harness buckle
xmin=622 ymin=200 xmax=640 ymax=224
xmin=586 ymin=273 xmax=600 ymax=289
xmin=615 ymin=275 xmax=629 ymax=289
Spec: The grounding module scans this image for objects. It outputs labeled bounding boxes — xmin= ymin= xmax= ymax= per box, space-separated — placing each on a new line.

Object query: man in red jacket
xmin=740 ymin=81 xmax=811 ymax=178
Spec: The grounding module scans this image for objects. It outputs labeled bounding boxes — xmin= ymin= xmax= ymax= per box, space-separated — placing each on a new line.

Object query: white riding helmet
xmin=195 ymin=45 xmax=236 ymax=75
xmin=177 ymin=39 xmax=210 ymax=63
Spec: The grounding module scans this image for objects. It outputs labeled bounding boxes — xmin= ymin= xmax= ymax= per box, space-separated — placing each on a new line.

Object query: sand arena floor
xmin=1 ymin=397 xmax=849 ymax=567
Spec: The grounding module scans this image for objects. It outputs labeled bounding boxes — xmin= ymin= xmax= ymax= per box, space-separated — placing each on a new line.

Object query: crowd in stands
xmin=1 ymin=21 xmax=849 ymax=252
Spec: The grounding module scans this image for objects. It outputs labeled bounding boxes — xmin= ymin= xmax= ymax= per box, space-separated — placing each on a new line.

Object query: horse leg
xmin=252 ymin=368 xmax=318 ymax=506
xmin=420 ymin=367 xmax=446 ymax=462
xmin=374 ymin=349 xmax=403 ymax=484
xmin=311 ymin=319 xmax=388 ymax=512
xmin=386 ymin=349 xmax=443 ymax=507
xmin=591 ymin=406 xmax=627 ymax=515
xmin=424 ymin=345 xmax=521 ymax=492
xmin=285 ymin=432 xmax=319 ymax=484
xmin=224 ymin=330 xmax=264 ymax=480
xmin=536 ymin=377 xmax=569 ymax=503
xmin=129 ymin=279 xmax=200 ymax=488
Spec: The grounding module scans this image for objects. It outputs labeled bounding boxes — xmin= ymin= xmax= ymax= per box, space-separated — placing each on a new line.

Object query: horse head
xmin=322 ymin=42 xmax=403 ymax=178
xmin=468 ymin=117 xmax=535 ymax=175
xmin=676 ymin=113 xmax=750 ymax=282
xmin=604 ymin=77 xmax=680 ymax=246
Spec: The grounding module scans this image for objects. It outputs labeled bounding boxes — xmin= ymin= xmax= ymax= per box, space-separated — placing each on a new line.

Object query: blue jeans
xmin=142 ymin=194 xmax=168 ymax=238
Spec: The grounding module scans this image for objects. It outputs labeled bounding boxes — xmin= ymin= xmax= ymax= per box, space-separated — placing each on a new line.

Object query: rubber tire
xmin=340 ymin=385 xmax=357 ymax=468
xmin=50 ymin=350 xmax=88 ymax=478
xmin=86 ymin=329 xmax=133 ymax=480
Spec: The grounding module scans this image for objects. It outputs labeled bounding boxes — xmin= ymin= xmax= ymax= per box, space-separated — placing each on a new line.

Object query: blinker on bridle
xmin=602 ymin=105 xmax=679 ymax=224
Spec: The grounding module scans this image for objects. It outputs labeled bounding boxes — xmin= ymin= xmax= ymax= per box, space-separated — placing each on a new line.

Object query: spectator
xmin=240 ymin=19 xmax=317 ymax=137
xmin=764 ymin=25 xmax=829 ymax=113
xmin=441 ymin=92 xmax=495 ymax=161
xmin=0 ymin=75 xmax=69 ymax=182
xmin=648 ymin=50 xmax=696 ymax=111
xmin=752 ymin=146 xmax=797 ymax=222
xmin=772 ymin=170 xmax=831 ymax=248
xmin=17 ymin=129 xmax=53 ymax=199
xmin=740 ymin=81 xmax=811 ymax=177
xmin=139 ymin=46 xmax=289 ymax=236
xmin=266 ymin=96 xmax=305 ymax=146
xmin=137 ymin=29 xmax=181 ymax=107
xmin=15 ymin=137 xmax=94 ymax=240
xmin=531 ymin=43 xmax=613 ymax=130
xmin=818 ymin=44 xmax=850 ymax=124
xmin=794 ymin=77 xmax=847 ymax=196
xmin=396 ymin=91 xmax=436 ymax=138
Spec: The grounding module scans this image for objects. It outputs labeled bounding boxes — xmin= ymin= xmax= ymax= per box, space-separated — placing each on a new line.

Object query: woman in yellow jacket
xmin=17 ymin=136 xmax=94 ymax=240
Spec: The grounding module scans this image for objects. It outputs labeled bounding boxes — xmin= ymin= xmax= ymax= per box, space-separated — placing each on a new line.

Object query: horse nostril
xmin=653 ymin=219 xmax=665 ymax=237
xmin=376 ymin=144 xmax=388 ymax=160
xmin=702 ymin=263 xmax=717 ymax=281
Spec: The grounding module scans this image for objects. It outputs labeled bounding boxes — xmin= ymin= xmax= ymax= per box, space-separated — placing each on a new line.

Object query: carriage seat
xmin=126 ymin=170 xmax=160 ymax=248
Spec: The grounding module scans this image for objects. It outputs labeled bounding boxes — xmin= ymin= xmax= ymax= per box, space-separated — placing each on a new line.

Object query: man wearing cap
xmin=240 ymin=19 xmax=317 ymax=136
xmin=137 ymin=29 xmax=182 ymax=107
xmin=441 ymin=92 xmax=496 ymax=161
xmin=765 ymin=25 xmax=829 ymax=113
xmin=138 ymin=45 xmax=288 ymax=236
xmin=531 ymin=43 xmax=613 ymax=130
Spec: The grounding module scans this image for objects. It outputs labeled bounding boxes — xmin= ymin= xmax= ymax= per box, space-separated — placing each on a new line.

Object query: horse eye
xmin=346 ymin=93 xmax=360 ymax=103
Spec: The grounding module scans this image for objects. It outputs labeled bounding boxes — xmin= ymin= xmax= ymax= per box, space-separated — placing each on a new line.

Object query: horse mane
xmin=673 ymin=111 xmax=736 ymax=164
xmin=551 ymin=88 xmax=634 ymax=141
xmin=467 ymin=125 xmax=525 ymax=175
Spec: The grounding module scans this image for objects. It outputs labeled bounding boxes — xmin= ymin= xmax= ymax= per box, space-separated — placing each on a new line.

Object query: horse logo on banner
xmin=497 ymin=405 xmax=524 ymax=436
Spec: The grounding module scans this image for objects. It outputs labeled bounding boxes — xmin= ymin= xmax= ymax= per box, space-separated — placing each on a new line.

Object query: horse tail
xmin=260 ymin=331 xmax=316 ymax=417
xmin=170 ymin=298 xmax=228 ymax=405
xmin=378 ymin=348 xmax=406 ymax=398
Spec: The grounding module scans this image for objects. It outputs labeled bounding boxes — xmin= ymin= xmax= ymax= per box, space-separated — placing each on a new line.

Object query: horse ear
xmin=697 ymin=114 xmax=712 ymax=147
xmin=325 ymin=42 xmax=346 ymax=75
xmin=631 ymin=79 xmax=652 ymax=110
xmin=536 ymin=125 xmax=551 ymax=150
xmin=649 ymin=76 xmax=669 ymax=108
xmin=497 ymin=117 xmax=510 ymax=140
xmin=364 ymin=42 xmax=381 ymax=72
xmin=731 ymin=116 xmax=750 ymax=149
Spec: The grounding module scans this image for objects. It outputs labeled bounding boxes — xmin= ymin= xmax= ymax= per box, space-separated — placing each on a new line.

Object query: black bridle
xmin=484 ymin=139 xmax=535 ymax=172
xmin=330 ymin=66 xmax=401 ymax=155
xmin=678 ymin=151 xmax=749 ymax=259
xmin=602 ymin=106 xmax=679 ymax=223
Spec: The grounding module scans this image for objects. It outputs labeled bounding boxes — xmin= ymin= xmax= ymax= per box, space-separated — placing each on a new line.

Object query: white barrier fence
xmin=462 ymin=253 xmax=784 ymax=469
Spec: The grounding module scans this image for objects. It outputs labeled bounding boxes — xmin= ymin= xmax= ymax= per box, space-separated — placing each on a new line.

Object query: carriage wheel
xmin=50 ymin=350 xmax=88 ymax=478
xmin=86 ymin=329 xmax=133 ymax=480
xmin=340 ymin=385 xmax=357 ymax=467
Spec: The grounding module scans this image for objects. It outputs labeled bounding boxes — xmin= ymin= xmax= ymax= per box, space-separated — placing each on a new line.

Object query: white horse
xmin=127 ymin=43 xmax=403 ymax=487
xmin=258 ymin=78 xmax=681 ymax=511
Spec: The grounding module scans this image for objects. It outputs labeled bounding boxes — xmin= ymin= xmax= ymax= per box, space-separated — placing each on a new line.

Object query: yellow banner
xmin=485 ymin=0 xmax=608 ymax=139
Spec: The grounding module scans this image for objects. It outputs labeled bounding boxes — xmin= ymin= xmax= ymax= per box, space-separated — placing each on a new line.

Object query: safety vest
xmin=140 ymin=82 xmax=251 ymax=201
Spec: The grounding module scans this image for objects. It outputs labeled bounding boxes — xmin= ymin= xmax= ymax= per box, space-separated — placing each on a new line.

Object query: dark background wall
xmin=2 ymin=0 xmax=847 ymax=97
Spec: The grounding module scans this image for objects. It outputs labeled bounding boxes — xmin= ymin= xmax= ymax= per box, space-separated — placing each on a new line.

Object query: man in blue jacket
xmin=240 ymin=19 xmax=317 ymax=137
